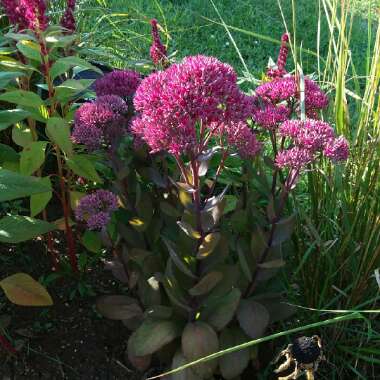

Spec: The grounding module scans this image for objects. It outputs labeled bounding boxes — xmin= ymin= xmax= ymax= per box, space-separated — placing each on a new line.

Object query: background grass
xmin=76 ymin=0 xmax=375 ymax=77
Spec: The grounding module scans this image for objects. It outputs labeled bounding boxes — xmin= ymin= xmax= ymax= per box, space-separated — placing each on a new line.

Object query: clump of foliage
xmin=71 ymin=22 xmax=349 ymax=378
xmin=0 ymin=0 xmax=105 ymax=272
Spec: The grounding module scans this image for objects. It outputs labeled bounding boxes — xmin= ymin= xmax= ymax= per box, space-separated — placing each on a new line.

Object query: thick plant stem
xmin=56 ymin=148 xmax=78 ymax=273
xmin=0 ymin=334 xmax=16 ymax=355
xmin=245 ymin=169 xmax=299 ymax=297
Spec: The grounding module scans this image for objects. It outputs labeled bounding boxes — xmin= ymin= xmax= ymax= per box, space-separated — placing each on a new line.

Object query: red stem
xmin=0 ymin=334 xmax=17 ymax=355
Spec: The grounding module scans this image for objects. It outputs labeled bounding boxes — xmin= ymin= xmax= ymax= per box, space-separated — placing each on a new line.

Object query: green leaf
xmin=203 ymin=288 xmax=241 ymax=331
xmin=189 ymin=272 xmax=223 ymax=296
xmin=96 ymin=295 xmax=143 ymax=320
xmin=81 ymin=230 xmax=102 ymax=253
xmin=50 ymin=57 xmax=102 ymax=80
xmin=0 ymin=109 xmax=31 ymax=131
xmin=128 ymin=319 xmax=182 ymax=357
xmin=46 ymin=117 xmax=73 ymax=156
xmin=0 ymin=90 xmax=44 ymax=108
xmin=253 ymin=293 xmax=297 ymax=323
xmin=66 ymin=155 xmax=102 ymax=183
xmin=16 ymin=40 xmax=41 ymax=62
xmin=0 ymin=169 xmax=51 ymax=202
xmin=12 ymin=123 xmax=33 ymax=147
xmin=171 ymin=351 xmax=201 ymax=380
xmin=0 ymin=215 xmax=56 ymax=243
xmin=20 ymin=141 xmax=47 ymax=175
xmin=0 ymin=71 xmax=25 ymax=88
xmin=55 ymin=79 xmax=94 ymax=102
xmin=0 ymin=144 xmax=19 ymax=164
xmin=219 ymin=327 xmax=250 ymax=379
xmin=30 ymin=177 xmax=52 ymax=217
xmin=237 ymin=300 xmax=269 ymax=339
xmin=272 ymin=215 xmax=296 ymax=246
xmin=182 ymin=322 xmax=219 ymax=379
xmin=163 ymin=237 xmax=197 ymax=279
xmin=46 ymin=34 xmax=77 ymax=48
xmin=0 ymin=273 xmax=53 ymax=306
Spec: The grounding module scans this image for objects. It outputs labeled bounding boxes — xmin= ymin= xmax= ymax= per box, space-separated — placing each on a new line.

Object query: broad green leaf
xmin=0 ymin=169 xmax=51 ymax=202
xmin=0 ymin=109 xmax=31 ymax=131
xmin=189 ymin=272 xmax=223 ymax=296
xmin=46 ymin=34 xmax=77 ymax=48
xmin=203 ymin=288 xmax=241 ymax=331
xmin=12 ymin=123 xmax=33 ymax=147
xmin=20 ymin=141 xmax=47 ymax=175
xmin=237 ymin=300 xmax=269 ymax=339
xmin=219 ymin=328 xmax=250 ymax=379
xmin=16 ymin=40 xmax=41 ymax=62
xmin=46 ymin=117 xmax=73 ymax=156
xmin=50 ymin=56 xmax=102 ymax=80
xmin=5 ymin=32 xmax=37 ymax=42
xmin=171 ymin=351 xmax=201 ymax=380
xmin=0 ymin=90 xmax=44 ymax=108
xmin=30 ymin=177 xmax=52 ymax=217
xmin=0 ymin=56 xmax=37 ymax=72
xmin=0 ymin=215 xmax=56 ymax=243
xmin=0 ymin=273 xmax=53 ymax=306
xmin=96 ymin=295 xmax=143 ymax=320
xmin=128 ymin=319 xmax=182 ymax=357
xmin=163 ymin=237 xmax=197 ymax=279
xmin=81 ymin=230 xmax=102 ymax=253
xmin=0 ymin=71 xmax=25 ymax=88
xmin=0 ymin=144 xmax=19 ymax=164
xmin=66 ymin=155 xmax=102 ymax=183
xmin=182 ymin=322 xmax=219 ymax=379
xmin=55 ymin=79 xmax=94 ymax=102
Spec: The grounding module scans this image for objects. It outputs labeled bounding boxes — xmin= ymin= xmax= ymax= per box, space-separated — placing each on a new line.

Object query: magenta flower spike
xmin=60 ymin=0 xmax=76 ymax=32
xmin=149 ymin=18 xmax=168 ymax=66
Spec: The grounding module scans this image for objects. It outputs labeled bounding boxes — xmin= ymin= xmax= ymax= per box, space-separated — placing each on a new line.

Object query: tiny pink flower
xmin=94 ymin=70 xmax=142 ymax=99
xmin=275 ymin=147 xmax=313 ymax=170
xmin=323 ymin=136 xmax=349 ymax=162
xmin=150 ymin=19 xmax=168 ymax=66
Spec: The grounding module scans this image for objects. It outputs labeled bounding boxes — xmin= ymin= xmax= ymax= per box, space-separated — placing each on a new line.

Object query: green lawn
xmin=78 ymin=0 xmax=374 ymax=76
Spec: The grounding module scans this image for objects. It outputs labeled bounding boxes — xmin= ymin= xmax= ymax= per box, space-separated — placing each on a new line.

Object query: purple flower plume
xmin=75 ymin=190 xmax=118 ymax=230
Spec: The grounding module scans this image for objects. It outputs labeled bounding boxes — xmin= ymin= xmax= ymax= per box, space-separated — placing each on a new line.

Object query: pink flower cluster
xmin=72 ymin=95 xmax=128 ymax=150
xmin=267 ymin=33 xmax=289 ymax=78
xmin=132 ymin=55 xmax=260 ymax=158
xmin=94 ymin=70 xmax=142 ymax=99
xmin=60 ymin=0 xmax=76 ymax=32
xmin=75 ymin=190 xmax=118 ymax=230
xmin=1 ymin=0 xmax=48 ymax=31
xmin=150 ymin=19 xmax=168 ymax=66
xmin=275 ymin=119 xmax=349 ymax=170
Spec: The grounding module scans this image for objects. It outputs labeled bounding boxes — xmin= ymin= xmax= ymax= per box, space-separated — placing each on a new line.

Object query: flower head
xmin=60 ymin=0 xmax=76 ymax=32
xmin=252 ymin=98 xmax=290 ymax=129
xmin=150 ymin=18 xmax=168 ymax=66
xmin=268 ymin=33 xmax=289 ymax=78
xmin=323 ymin=136 xmax=349 ymax=162
xmin=1 ymin=0 xmax=49 ymax=31
xmin=94 ymin=70 xmax=142 ymax=99
xmin=75 ymin=190 xmax=118 ymax=230
xmin=72 ymin=97 xmax=128 ymax=150
xmin=132 ymin=55 xmax=257 ymax=157
xmin=275 ymin=147 xmax=313 ymax=170
xmin=279 ymin=119 xmax=334 ymax=152
xmin=226 ymin=122 xmax=262 ymax=158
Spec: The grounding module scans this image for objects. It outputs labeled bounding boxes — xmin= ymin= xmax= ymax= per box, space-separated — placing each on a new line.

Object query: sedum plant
xmin=74 ymin=24 xmax=349 ymax=379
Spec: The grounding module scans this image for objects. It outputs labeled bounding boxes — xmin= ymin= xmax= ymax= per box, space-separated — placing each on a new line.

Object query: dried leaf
xmin=0 ymin=273 xmax=53 ymax=306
